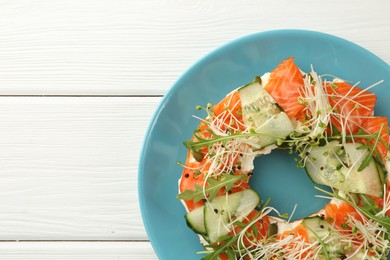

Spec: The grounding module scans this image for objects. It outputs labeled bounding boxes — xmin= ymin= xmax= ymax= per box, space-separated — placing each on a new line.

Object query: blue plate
xmin=139 ymin=30 xmax=390 ymax=259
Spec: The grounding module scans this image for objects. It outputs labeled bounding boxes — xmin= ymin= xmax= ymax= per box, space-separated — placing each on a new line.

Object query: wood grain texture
xmin=0 ymin=242 xmax=157 ymax=259
xmin=0 ymin=0 xmax=388 ymax=95
xmin=0 ymin=97 xmax=161 ymax=240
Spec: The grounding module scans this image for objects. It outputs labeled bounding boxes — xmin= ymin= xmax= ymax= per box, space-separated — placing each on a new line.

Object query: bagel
xmin=177 ymin=57 xmax=390 ymax=259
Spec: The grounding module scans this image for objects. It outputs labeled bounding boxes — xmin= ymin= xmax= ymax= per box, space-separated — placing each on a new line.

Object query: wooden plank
xmin=0 ymin=0 xmax=388 ymax=95
xmin=0 ymin=97 xmax=161 ymax=240
xmin=0 ymin=242 xmax=157 ymax=259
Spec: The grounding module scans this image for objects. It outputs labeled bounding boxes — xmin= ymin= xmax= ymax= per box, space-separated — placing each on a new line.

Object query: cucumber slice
xmin=235 ymin=188 xmax=261 ymax=217
xmin=185 ymin=206 xmax=206 ymax=235
xmin=204 ymin=189 xmax=260 ymax=243
xmin=304 ymin=142 xmax=343 ymax=185
xmin=238 ymin=82 xmax=294 ymax=147
xmin=302 ymin=216 xmax=342 ymax=258
xmin=304 ymin=141 xmax=383 ymax=197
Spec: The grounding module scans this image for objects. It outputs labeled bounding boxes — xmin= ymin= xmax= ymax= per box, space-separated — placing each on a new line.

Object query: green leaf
xmin=176 ymin=174 xmax=247 ymax=202
xmin=357 ymin=152 xmax=374 ymax=172
xmin=315 ymin=187 xmax=390 ymax=232
xmin=303 ymin=223 xmax=331 ymax=260
xmin=191 ymin=149 xmax=204 ymax=162
xmin=184 ymin=131 xmax=286 ymax=152
xmin=357 ymin=125 xmax=383 ymax=172
xmin=253 ymin=75 xmax=262 ymax=85
xmin=267 ymin=223 xmax=278 ymax=238
xmin=201 ymin=236 xmax=238 ymax=260
xmin=252 ymin=220 xmax=259 ymax=238
xmin=226 ymin=248 xmax=236 ymax=260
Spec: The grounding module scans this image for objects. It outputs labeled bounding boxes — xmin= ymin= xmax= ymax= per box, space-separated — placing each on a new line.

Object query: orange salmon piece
xmin=212 ymin=89 xmax=245 ymax=132
xmin=292 ymin=224 xmax=309 ymax=242
xmin=224 ymin=211 xmax=270 ymax=254
xmin=358 ymin=116 xmax=389 ymax=161
xmin=179 ymin=152 xmax=209 ymax=211
xmin=278 ymin=223 xmax=309 ymax=242
xmin=264 ymin=57 xmax=305 ymax=119
xmin=276 ymin=224 xmax=312 ymax=259
xmin=326 ymin=82 xmax=376 ymax=134
xmin=324 ymin=202 xmax=362 ymax=229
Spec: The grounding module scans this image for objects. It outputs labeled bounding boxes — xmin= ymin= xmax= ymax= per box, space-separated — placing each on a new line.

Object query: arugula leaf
xmin=184 ymin=131 xmax=285 ymax=152
xmin=303 ymin=224 xmax=331 ymax=260
xmin=201 ymin=235 xmax=238 ymax=260
xmin=176 ymin=174 xmax=247 ymax=202
xmin=358 ymin=194 xmax=390 ymax=231
xmin=357 ymin=124 xmax=384 ymax=172
xmin=315 ymin=187 xmax=390 ymax=232
xmin=225 ymin=248 xmax=236 ymax=260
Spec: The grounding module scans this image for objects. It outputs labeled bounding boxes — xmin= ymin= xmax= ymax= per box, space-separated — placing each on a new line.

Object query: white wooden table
xmin=0 ymin=0 xmax=389 ymax=259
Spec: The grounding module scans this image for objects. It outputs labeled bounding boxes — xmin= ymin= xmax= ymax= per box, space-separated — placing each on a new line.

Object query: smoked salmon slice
xmin=212 ymin=89 xmax=245 ymax=132
xmin=264 ymin=57 xmax=306 ymax=119
xmin=326 ymin=81 xmax=376 ymax=135
xmin=324 ymin=202 xmax=362 ymax=229
xmin=358 ymin=116 xmax=389 ymax=161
